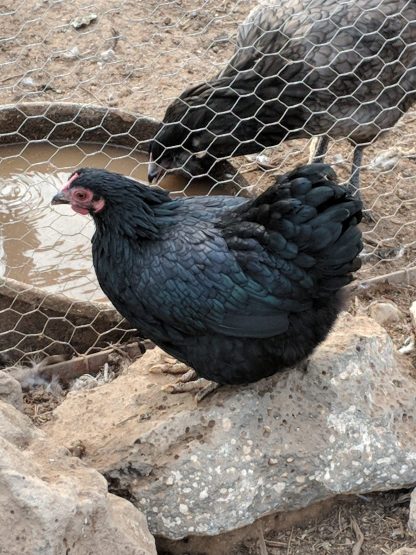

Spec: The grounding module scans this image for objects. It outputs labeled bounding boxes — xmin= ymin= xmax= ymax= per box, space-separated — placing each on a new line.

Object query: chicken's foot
xmin=150 ymin=357 xmax=220 ymax=401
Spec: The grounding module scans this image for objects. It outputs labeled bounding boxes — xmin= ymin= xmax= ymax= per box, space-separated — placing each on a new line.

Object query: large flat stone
xmin=45 ymin=314 xmax=416 ymax=540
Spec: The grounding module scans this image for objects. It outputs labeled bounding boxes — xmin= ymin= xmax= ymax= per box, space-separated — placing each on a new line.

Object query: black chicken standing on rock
xmin=52 ymin=164 xmax=362 ymax=399
xmin=148 ymin=0 xmax=416 ymax=203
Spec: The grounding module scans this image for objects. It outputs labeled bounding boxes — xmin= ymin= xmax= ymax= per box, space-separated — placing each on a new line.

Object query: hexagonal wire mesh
xmin=0 ymin=0 xmax=415 ymax=367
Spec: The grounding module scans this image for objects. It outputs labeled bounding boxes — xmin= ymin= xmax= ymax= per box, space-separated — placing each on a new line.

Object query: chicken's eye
xmin=74 ymin=190 xmax=87 ymax=201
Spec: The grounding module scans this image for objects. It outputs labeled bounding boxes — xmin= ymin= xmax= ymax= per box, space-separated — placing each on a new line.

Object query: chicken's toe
xmin=150 ymin=356 xmax=220 ymax=400
xmin=361 ymin=208 xmax=377 ymax=224
xmin=149 ymin=358 xmax=191 ymax=375
xmin=178 ymin=368 xmax=198 ymax=382
xmin=194 ymin=380 xmax=221 ymax=402
xmin=164 ymin=377 xmax=220 ymax=401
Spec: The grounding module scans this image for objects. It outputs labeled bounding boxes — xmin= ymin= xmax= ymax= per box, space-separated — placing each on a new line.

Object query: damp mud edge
xmin=0 ymin=102 xmax=248 ymax=192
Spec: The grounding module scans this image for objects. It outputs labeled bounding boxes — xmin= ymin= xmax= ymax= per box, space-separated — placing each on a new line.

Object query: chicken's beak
xmin=51 ymin=190 xmax=70 ymax=205
xmin=148 ymin=161 xmax=164 ymax=184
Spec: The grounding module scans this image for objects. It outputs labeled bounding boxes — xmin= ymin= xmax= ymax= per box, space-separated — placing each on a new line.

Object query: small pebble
xmin=19 ymin=77 xmax=36 ymax=88
xmin=398 ymin=336 xmax=415 ymax=355
xmin=100 ymin=49 xmax=115 ymax=62
xmin=179 ymin=504 xmax=189 ymax=515
xmin=61 ymin=46 xmax=80 ymax=60
xmin=368 ymin=301 xmax=403 ymax=326
xmin=368 ymin=149 xmax=401 ymax=172
xmin=71 ymin=13 xmax=97 ymax=30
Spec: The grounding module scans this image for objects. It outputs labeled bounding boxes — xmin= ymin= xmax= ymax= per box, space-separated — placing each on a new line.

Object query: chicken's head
xmin=148 ymin=117 xmax=217 ymax=184
xmin=51 ymin=170 xmax=106 ymax=215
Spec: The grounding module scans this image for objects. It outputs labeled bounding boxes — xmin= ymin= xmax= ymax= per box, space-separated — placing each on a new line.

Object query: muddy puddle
xmin=0 ymin=143 xmax=221 ymax=301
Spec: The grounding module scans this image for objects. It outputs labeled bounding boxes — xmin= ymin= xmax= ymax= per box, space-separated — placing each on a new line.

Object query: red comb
xmin=62 ymin=172 xmax=80 ymax=192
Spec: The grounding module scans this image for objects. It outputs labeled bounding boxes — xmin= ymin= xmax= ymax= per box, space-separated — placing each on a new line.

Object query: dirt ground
xmin=1 ymin=1 xmax=416 ymax=554
xmin=264 ymin=490 xmax=416 ymax=555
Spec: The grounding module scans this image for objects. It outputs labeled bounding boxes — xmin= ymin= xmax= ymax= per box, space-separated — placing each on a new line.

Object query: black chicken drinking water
xmin=52 ymin=164 xmax=362 ymax=399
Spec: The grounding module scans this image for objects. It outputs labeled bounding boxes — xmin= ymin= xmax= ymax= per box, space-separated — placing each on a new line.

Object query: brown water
xmin=0 ymin=143 xmax=218 ymax=301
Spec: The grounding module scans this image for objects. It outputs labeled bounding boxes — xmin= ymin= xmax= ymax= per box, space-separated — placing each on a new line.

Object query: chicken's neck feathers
xmin=92 ymin=184 xmax=179 ymax=241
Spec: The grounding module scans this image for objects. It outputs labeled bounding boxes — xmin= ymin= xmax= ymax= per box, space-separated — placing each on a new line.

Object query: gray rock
xmin=0 ymin=370 xmax=23 ymax=410
xmin=100 ymin=48 xmax=116 ymax=62
xmin=391 ymin=549 xmax=416 ymax=555
xmin=45 ymin=314 xmax=416 ymax=540
xmin=0 ymin=400 xmax=157 ymax=555
xmin=410 ymin=301 xmax=416 ymax=331
xmin=368 ymin=149 xmax=402 ymax=172
xmin=408 ymin=488 xmax=416 ymax=533
xmin=71 ymin=13 xmax=97 ymax=29
xmin=369 ymin=301 xmax=403 ymax=326
xmin=0 ymin=399 xmax=38 ymax=446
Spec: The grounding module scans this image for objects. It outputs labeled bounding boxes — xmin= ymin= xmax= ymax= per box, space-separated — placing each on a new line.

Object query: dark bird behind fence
xmin=149 ymin=0 xmax=416 ymax=203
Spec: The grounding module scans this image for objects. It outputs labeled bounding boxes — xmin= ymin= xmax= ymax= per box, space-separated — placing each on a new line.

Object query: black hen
xmin=52 ymin=164 xmax=362 ymax=385
xmin=149 ymin=0 xmax=416 ymax=197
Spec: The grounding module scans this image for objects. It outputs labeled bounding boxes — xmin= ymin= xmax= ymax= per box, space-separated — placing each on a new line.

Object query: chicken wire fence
xmin=0 ymin=0 xmax=415 ymax=366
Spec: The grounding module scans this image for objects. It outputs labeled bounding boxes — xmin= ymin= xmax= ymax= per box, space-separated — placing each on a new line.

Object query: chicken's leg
xmin=349 ymin=145 xmax=376 ymax=223
xmin=150 ymin=356 xmax=220 ymax=401
xmin=348 ymin=145 xmax=364 ymax=200
xmin=310 ymin=135 xmax=330 ymax=163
